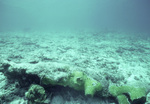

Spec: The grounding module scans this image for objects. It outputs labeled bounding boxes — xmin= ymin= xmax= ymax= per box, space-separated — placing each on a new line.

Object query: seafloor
xmin=0 ymin=30 xmax=150 ymax=104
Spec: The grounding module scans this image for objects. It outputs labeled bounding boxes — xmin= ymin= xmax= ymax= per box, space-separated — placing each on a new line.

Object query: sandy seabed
xmin=0 ymin=31 xmax=150 ymax=104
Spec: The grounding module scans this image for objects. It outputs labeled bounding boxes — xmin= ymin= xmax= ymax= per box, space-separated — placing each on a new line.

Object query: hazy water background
xmin=0 ymin=0 xmax=150 ymax=33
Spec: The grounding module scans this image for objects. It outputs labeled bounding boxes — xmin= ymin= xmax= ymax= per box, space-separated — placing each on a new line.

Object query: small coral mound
xmin=25 ymin=84 xmax=46 ymax=104
xmin=109 ymin=85 xmax=146 ymax=104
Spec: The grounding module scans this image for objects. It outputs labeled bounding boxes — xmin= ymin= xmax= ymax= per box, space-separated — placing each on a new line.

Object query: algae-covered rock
xmin=41 ymin=75 xmax=69 ymax=87
xmin=41 ymin=71 xmax=103 ymax=97
xmin=68 ymin=71 xmax=86 ymax=90
xmin=129 ymin=87 xmax=146 ymax=102
xmin=25 ymin=84 xmax=46 ymax=104
xmin=146 ymin=92 xmax=150 ymax=104
xmin=117 ymin=95 xmax=130 ymax=104
xmin=69 ymin=71 xmax=102 ymax=97
xmin=109 ymin=85 xmax=130 ymax=97
xmin=109 ymin=85 xmax=146 ymax=104
xmin=84 ymin=77 xmax=102 ymax=97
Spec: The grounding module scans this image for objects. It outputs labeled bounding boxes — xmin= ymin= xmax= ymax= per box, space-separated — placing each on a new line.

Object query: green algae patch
xmin=109 ymin=85 xmax=146 ymax=104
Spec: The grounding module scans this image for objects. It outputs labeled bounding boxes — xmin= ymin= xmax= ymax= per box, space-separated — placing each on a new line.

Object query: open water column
xmin=0 ymin=0 xmax=150 ymax=104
